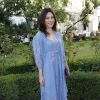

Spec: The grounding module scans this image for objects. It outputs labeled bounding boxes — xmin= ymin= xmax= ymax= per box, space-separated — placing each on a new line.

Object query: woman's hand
xmin=39 ymin=68 xmax=45 ymax=86
xmin=39 ymin=75 xmax=45 ymax=86
xmin=67 ymin=69 xmax=70 ymax=77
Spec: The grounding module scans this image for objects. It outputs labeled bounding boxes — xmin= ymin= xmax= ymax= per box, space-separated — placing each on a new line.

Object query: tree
xmin=35 ymin=0 xmax=69 ymax=23
xmin=0 ymin=0 xmax=69 ymax=33
xmin=80 ymin=0 xmax=92 ymax=30
xmin=65 ymin=0 xmax=94 ymax=34
xmin=90 ymin=0 xmax=100 ymax=8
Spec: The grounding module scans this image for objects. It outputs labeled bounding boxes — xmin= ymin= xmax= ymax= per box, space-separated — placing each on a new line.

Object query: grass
xmin=0 ymin=39 xmax=99 ymax=100
xmin=0 ymin=40 xmax=99 ymax=69
xmin=65 ymin=40 xmax=96 ymax=61
xmin=0 ymin=42 xmax=34 ymax=69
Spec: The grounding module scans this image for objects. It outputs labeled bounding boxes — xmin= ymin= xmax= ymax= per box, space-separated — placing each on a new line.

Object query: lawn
xmin=65 ymin=40 xmax=96 ymax=61
xmin=0 ymin=40 xmax=100 ymax=100
xmin=0 ymin=43 xmax=33 ymax=69
xmin=0 ymin=40 xmax=98 ymax=68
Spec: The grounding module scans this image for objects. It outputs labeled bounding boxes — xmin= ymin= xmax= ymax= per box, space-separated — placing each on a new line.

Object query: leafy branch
xmin=65 ymin=6 xmax=94 ymax=34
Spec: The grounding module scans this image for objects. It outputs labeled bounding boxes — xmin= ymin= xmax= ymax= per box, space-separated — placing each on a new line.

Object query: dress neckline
xmin=40 ymin=31 xmax=58 ymax=42
xmin=46 ymin=31 xmax=58 ymax=42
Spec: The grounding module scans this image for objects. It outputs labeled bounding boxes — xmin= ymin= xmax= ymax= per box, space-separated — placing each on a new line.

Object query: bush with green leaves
xmin=69 ymin=58 xmax=100 ymax=72
xmin=0 ymin=43 xmax=34 ymax=76
xmin=0 ymin=72 xmax=39 ymax=100
xmin=0 ymin=71 xmax=100 ymax=100
xmin=68 ymin=71 xmax=100 ymax=100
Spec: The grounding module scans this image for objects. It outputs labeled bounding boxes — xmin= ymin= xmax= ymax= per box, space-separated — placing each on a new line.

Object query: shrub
xmin=0 ymin=71 xmax=100 ymax=100
xmin=69 ymin=58 xmax=100 ymax=72
xmin=0 ymin=74 xmax=19 ymax=100
xmin=68 ymin=71 xmax=100 ymax=100
xmin=0 ymin=43 xmax=35 ymax=75
xmin=0 ymin=72 xmax=40 ymax=100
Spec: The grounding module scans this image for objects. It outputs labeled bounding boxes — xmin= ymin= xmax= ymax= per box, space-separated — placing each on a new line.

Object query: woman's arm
xmin=32 ymin=32 xmax=45 ymax=86
xmin=38 ymin=68 xmax=45 ymax=86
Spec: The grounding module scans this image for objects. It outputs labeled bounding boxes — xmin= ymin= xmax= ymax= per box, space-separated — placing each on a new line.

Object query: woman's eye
xmin=51 ymin=16 xmax=54 ymax=19
xmin=46 ymin=17 xmax=49 ymax=19
xmin=46 ymin=16 xmax=54 ymax=19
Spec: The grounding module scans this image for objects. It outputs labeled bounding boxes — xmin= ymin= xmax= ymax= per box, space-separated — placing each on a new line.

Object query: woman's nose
xmin=49 ymin=17 xmax=53 ymax=21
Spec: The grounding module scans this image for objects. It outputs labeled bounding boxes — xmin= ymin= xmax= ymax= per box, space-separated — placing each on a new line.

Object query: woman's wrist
xmin=39 ymin=69 xmax=43 ymax=77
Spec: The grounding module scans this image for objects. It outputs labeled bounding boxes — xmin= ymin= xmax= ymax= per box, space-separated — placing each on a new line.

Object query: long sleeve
xmin=32 ymin=33 xmax=43 ymax=69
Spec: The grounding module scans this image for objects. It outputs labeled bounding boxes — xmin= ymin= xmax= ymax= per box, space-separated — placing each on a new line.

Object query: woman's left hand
xmin=67 ymin=70 xmax=70 ymax=77
xmin=65 ymin=65 xmax=70 ymax=78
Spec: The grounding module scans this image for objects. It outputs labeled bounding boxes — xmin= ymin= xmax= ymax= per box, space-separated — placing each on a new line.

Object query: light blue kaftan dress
xmin=32 ymin=31 xmax=68 ymax=100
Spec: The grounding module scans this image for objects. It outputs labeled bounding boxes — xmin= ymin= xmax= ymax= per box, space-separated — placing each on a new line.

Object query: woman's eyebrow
xmin=46 ymin=16 xmax=54 ymax=18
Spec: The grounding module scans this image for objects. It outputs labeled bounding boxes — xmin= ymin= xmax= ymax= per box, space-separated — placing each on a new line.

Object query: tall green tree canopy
xmin=0 ymin=0 xmax=69 ymax=35
xmin=0 ymin=0 xmax=69 ymax=24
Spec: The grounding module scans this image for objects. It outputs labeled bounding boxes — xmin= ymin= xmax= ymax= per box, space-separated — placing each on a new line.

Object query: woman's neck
xmin=46 ymin=28 xmax=53 ymax=35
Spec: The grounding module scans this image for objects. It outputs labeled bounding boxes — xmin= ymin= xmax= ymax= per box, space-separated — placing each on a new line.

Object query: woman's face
xmin=44 ymin=12 xmax=55 ymax=29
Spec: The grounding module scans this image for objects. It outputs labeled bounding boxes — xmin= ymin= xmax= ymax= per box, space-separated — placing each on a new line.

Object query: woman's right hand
xmin=38 ymin=68 xmax=45 ymax=86
xmin=39 ymin=75 xmax=45 ymax=86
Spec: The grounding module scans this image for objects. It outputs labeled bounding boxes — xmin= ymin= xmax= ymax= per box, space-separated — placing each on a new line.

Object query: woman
xmin=32 ymin=8 xmax=70 ymax=100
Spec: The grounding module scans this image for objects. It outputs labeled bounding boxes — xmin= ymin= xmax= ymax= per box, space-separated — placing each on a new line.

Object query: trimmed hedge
xmin=1 ymin=58 xmax=100 ymax=76
xmin=69 ymin=59 xmax=100 ymax=72
xmin=0 ymin=72 xmax=40 ymax=100
xmin=0 ymin=71 xmax=100 ymax=100
xmin=0 ymin=64 xmax=35 ymax=76
xmin=68 ymin=71 xmax=100 ymax=100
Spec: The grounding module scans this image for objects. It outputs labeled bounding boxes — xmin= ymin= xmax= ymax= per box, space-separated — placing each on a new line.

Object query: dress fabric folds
xmin=32 ymin=31 xmax=68 ymax=100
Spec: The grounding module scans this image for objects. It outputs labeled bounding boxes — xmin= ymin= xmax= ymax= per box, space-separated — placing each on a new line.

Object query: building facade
xmin=63 ymin=0 xmax=100 ymax=36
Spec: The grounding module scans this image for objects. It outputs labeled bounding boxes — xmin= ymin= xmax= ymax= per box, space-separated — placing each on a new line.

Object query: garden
xmin=0 ymin=32 xmax=100 ymax=100
xmin=0 ymin=0 xmax=100 ymax=100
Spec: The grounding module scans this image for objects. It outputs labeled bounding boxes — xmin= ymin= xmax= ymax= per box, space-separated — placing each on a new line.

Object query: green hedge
xmin=69 ymin=59 xmax=100 ymax=72
xmin=1 ymin=57 xmax=100 ymax=75
xmin=0 ymin=64 xmax=35 ymax=75
xmin=0 ymin=71 xmax=100 ymax=100
xmin=0 ymin=72 xmax=40 ymax=100
xmin=68 ymin=71 xmax=100 ymax=100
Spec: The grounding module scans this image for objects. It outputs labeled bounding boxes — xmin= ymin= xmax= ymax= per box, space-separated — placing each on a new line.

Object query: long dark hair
xmin=38 ymin=8 xmax=57 ymax=36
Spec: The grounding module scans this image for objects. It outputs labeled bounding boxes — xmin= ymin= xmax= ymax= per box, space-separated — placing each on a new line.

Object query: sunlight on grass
xmin=65 ymin=40 xmax=96 ymax=60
